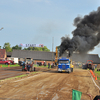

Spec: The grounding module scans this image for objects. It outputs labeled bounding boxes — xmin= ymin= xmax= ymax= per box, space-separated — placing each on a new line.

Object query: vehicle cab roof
xmin=58 ymin=58 xmax=70 ymax=61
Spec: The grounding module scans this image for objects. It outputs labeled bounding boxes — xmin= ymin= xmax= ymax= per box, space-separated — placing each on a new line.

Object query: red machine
xmin=86 ymin=60 xmax=93 ymax=69
xmin=82 ymin=60 xmax=93 ymax=70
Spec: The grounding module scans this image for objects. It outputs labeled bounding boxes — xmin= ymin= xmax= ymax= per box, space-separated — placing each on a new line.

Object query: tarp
xmin=72 ymin=89 xmax=82 ymax=100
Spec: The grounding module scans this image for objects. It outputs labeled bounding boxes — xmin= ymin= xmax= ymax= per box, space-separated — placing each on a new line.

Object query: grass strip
xmin=0 ymin=64 xmax=20 ymax=68
xmin=0 ymin=71 xmax=41 ymax=82
xmin=94 ymin=68 xmax=100 ymax=80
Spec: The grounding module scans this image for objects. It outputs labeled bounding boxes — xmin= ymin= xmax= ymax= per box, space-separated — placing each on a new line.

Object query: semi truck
xmin=57 ymin=57 xmax=74 ymax=73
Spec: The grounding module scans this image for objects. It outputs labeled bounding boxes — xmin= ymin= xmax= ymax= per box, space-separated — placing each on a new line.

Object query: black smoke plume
xmin=59 ymin=7 xmax=100 ymax=57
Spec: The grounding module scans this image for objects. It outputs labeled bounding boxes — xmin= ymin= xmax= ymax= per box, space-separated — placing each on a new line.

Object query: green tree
xmin=41 ymin=46 xmax=50 ymax=52
xmin=12 ymin=45 xmax=22 ymax=50
xmin=3 ymin=42 xmax=12 ymax=52
xmin=23 ymin=47 xmax=33 ymax=50
xmin=33 ymin=47 xmax=42 ymax=51
xmin=23 ymin=46 xmax=50 ymax=52
xmin=23 ymin=48 xmax=28 ymax=50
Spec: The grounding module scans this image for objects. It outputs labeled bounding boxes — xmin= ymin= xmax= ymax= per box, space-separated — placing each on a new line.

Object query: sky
xmin=0 ymin=0 xmax=100 ymax=56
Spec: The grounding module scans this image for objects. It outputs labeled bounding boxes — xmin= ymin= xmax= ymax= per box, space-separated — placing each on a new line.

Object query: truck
xmin=57 ymin=57 xmax=74 ymax=73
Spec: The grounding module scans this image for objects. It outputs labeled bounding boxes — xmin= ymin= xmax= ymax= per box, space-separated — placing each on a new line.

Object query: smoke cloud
xmin=59 ymin=7 xmax=100 ymax=57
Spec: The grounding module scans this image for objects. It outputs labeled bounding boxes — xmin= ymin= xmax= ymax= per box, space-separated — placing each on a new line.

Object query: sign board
xmin=19 ymin=44 xmax=44 ymax=47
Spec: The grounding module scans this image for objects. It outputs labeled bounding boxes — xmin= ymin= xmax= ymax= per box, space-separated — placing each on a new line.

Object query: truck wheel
xmin=58 ymin=71 xmax=62 ymax=73
xmin=68 ymin=71 xmax=70 ymax=74
xmin=71 ymin=68 xmax=73 ymax=72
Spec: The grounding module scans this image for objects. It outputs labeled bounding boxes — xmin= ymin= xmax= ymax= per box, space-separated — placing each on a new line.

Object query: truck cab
xmin=57 ymin=57 xmax=73 ymax=73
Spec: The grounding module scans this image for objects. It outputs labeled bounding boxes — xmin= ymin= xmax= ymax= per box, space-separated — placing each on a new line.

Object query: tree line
xmin=0 ymin=42 xmax=50 ymax=52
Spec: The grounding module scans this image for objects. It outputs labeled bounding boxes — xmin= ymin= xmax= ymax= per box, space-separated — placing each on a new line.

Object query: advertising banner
xmin=19 ymin=44 xmax=44 ymax=47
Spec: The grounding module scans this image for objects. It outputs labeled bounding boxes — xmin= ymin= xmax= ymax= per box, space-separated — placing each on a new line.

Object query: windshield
xmin=87 ymin=61 xmax=92 ymax=64
xmin=59 ymin=60 xmax=69 ymax=64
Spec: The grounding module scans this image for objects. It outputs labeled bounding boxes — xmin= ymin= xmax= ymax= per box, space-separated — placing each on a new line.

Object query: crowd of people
xmin=21 ymin=59 xmax=55 ymax=73
xmin=22 ymin=60 xmax=35 ymax=74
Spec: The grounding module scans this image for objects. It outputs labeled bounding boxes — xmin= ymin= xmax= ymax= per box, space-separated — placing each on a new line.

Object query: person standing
xmin=48 ymin=63 xmax=50 ymax=69
xmin=31 ymin=61 xmax=34 ymax=72
xmin=27 ymin=62 xmax=31 ymax=73
xmin=92 ymin=65 xmax=95 ymax=72
xmin=22 ymin=60 xmax=26 ymax=71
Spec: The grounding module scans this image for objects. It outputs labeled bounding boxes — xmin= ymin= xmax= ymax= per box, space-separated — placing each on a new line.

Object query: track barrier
xmin=90 ymin=70 xmax=97 ymax=80
xmin=89 ymin=71 xmax=100 ymax=90
xmin=93 ymin=73 xmax=95 ymax=78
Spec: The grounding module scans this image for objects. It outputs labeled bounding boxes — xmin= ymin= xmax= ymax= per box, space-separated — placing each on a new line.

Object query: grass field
xmin=0 ymin=64 xmax=20 ymax=68
xmin=94 ymin=68 xmax=100 ymax=80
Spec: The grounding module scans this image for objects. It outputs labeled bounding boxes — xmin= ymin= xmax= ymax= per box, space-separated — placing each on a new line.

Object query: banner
xmin=72 ymin=89 xmax=82 ymax=100
xmin=19 ymin=44 xmax=44 ymax=47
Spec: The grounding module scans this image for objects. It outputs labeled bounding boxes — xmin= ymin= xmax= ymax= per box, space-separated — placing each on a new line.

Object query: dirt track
xmin=0 ymin=68 xmax=99 ymax=100
xmin=0 ymin=67 xmax=48 ymax=80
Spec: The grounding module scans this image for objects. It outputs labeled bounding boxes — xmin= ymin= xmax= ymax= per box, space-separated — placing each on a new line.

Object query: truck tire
xmin=68 ymin=69 xmax=71 ymax=73
xmin=71 ymin=68 xmax=73 ymax=72
xmin=58 ymin=71 xmax=62 ymax=73
xmin=68 ymin=71 xmax=70 ymax=74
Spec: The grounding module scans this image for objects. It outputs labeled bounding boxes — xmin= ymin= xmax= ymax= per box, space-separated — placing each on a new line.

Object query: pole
xmin=52 ymin=37 xmax=54 ymax=64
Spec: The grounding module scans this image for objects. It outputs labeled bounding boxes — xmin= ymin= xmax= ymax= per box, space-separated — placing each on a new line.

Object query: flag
xmin=72 ymin=89 xmax=82 ymax=100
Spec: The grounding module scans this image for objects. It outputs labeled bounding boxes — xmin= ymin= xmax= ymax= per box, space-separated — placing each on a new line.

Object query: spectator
xmin=27 ymin=62 xmax=31 ymax=73
xmin=48 ymin=63 xmax=50 ymax=69
xmin=31 ymin=61 xmax=34 ymax=72
xmin=22 ymin=60 xmax=26 ymax=71
xmin=44 ymin=61 xmax=46 ymax=66
xmin=95 ymin=64 xmax=97 ymax=68
xmin=51 ymin=63 xmax=54 ymax=68
xmin=92 ymin=65 xmax=95 ymax=72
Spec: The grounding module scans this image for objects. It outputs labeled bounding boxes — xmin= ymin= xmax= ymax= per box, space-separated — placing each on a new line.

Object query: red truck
xmin=0 ymin=59 xmax=10 ymax=65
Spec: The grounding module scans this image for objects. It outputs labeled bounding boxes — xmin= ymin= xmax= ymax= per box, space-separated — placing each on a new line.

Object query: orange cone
xmin=95 ymin=76 xmax=97 ymax=80
xmin=93 ymin=74 xmax=95 ymax=78
xmin=8 ymin=65 xmax=9 ymax=67
xmin=1 ymin=65 xmax=2 ymax=68
xmin=91 ymin=70 xmax=93 ymax=74
xmin=91 ymin=72 xmax=93 ymax=75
